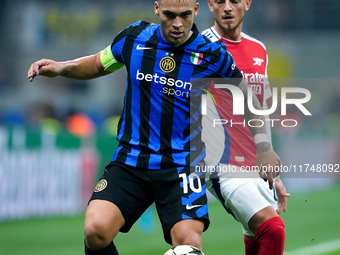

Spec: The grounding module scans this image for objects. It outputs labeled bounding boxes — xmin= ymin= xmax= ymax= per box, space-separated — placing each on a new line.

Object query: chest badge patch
xmin=253 ymin=57 xmax=264 ymax=66
xmin=160 ymin=53 xmax=176 ymax=73
xmin=191 ymin=52 xmax=203 ymax=65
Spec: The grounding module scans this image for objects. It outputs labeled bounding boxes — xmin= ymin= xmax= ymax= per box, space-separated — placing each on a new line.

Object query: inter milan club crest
xmin=160 ymin=53 xmax=176 ymax=73
xmin=190 ymin=52 xmax=203 ymax=65
xmin=93 ymin=179 xmax=107 ymax=192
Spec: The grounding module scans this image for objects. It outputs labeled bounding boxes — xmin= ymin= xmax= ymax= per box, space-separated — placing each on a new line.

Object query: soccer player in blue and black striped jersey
xmin=27 ymin=0 xmax=276 ymax=254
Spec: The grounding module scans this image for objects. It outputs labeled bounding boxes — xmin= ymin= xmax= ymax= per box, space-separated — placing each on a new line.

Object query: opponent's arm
xmin=238 ymin=80 xmax=282 ymax=189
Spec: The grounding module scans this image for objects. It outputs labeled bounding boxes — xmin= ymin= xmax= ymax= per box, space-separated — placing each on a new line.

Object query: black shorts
xmin=90 ymin=162 xmax=209 ymax=244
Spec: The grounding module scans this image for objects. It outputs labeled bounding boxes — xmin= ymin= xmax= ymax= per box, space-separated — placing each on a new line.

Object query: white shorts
xmin=207 ymin=165 xmax=278 ymax=236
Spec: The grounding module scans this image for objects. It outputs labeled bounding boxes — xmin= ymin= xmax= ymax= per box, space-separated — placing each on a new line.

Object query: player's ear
xmin=208 ymin=0 xmax=214 ymax=12
xmin=194 ymin=2 xmax=200 ymax=17
xmin=155 ymin=1 xmax=160 ymax=16
xmin=245 ymin=0 xmax=252 ymax=11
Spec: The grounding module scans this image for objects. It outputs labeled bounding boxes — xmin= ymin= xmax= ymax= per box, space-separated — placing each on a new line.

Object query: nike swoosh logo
xmin=186 ymin=204 xmax=203 ymax=210
xmin=136 ymin=44 xmax=153 ymax=50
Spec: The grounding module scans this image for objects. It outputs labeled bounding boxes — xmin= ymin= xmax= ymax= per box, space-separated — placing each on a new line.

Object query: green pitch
xmin=1 ymin=183 xmax=340 ymax=255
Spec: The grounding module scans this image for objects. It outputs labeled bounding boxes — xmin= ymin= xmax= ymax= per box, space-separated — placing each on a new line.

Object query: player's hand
xmin=27 ymin=59 xmax=63 ymax=82
xmin=256 ymin=144 xmax=282 ymax=190
xmin=275 ymin=178 xmax=290 ymax=214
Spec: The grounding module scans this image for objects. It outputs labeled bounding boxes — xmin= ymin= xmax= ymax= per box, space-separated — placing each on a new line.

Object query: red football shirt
xmin=202 ymin=27 xmax=271 ymax=168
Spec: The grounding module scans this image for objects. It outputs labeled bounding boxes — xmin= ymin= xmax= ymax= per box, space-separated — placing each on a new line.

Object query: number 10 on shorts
xmin=179 ymin=173 xmax=202 ymax=194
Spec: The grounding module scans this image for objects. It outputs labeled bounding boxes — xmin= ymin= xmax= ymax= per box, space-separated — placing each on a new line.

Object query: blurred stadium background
xmin=0 ymin=0 xmax=340 ymax=254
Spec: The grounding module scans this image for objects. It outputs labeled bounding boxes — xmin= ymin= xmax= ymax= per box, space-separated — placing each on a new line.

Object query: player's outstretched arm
xmin=27 ymin=52 xmax=108 ymax=82
xmin=238 ymin=80 xmax=282 ymax=189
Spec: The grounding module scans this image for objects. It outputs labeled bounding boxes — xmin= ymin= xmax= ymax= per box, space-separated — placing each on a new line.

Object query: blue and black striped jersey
xmin=105 ymin=20 xmax=242 ymax=169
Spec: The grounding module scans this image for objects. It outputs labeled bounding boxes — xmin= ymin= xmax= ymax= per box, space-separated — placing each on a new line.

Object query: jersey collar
xmin=211 ymin=26 xmax=243 ymax=43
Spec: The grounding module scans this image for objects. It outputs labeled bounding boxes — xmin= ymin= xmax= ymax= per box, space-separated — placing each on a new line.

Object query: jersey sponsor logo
xmin=253 ymin=57 xmax=264 ymax=66
xmin=136 ymin=70 xmax=192 ymax=98
xmin=136 ymin=44 xmax=153 ymax=50
xmin=160 ymin=54 xmax=176 ymax=73
xmin=136 ymin=70 xmax=192 ymax=89
xmin=190 ymin=52 xmax=203 ymax=65
xmin=93 ymin=179 xmax=107 ymax=192
xmin=242 ymin=71 xmax=266 ymax=85
xmin=186 ymin=204 xmax=203 ymax=210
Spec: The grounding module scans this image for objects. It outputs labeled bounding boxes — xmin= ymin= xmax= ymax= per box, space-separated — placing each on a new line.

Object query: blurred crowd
xmin=0 ymin=0 xmax=340 ymax=137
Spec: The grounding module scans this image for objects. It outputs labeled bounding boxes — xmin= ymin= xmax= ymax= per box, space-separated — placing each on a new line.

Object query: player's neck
xmin=213 ymin=23 xmax=242 ymax=42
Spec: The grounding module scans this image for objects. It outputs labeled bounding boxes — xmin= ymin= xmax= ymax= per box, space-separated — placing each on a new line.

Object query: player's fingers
xmin=27 ymin=67 xmax=37 ymax=82
xmin=279 ymin=193 xmax=290 ymax=212
xmin=267 ymin=170 xmax=274 ymax=189
xmin=29 ymin=63 xmax=42 ymax=78
xmin=28 ymin=60 xmax=50 ymax=81
xmin=30 ymin=59 xmax=49 ymax=74
xmin=274 ymin=163 xmax=281 ymax=178
xmin=281 ymin=199 xmax=287 ymax=212
xmin=28 ymin=75 xmax=34 ymax=82
xmin=268 ymin=178 xmax=274 ymax=190
xmin=27 ymin=72 xmax=33 ymax=81
xmin=276 ymin=159 xmax=283 ymax=177
xmin=283 ymin=193 xmax=290 ymax=212
xmin=259 ymin=171 xmax=268 ymax=181
xmin=276 ymin=207 xmax=281 ymax=214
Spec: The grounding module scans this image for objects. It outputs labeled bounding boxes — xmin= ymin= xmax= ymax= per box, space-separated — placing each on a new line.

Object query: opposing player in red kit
xmin=202 ymin=0 xmax=290 ymax=254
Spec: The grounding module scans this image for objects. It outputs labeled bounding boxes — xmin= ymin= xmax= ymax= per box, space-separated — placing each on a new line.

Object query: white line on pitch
xmin=284 ymin=239 xmax=340 ymax=255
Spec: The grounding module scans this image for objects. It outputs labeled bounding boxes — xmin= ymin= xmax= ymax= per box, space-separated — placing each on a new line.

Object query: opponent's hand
xmin=275 ymin=178 xmax=290 ymax=214
xmin=256 ymin=144 xmax=282 ymax=190
xmin=27 ymin=59 xmax=64 ymax=82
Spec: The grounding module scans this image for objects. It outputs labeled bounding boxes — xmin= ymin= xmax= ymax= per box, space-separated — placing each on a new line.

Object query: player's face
xmin=208 ymin=0 xmax=251 ymax=35
xmin=155 ymin=0 xmax=199 ymax=47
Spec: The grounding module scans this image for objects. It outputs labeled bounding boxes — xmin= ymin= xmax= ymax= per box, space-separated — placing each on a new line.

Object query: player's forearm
xmin=238 ymin=81 xmax=272 ymax=152
xmin=59 ymin=54 xmax=104 ymax=80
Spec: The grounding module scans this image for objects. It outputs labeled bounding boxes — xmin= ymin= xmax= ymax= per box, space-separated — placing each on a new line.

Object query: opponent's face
xmin=155 ymin=0 xmax=199 ymax=47
xmin=208 ymin=0 xmax=251 ymax=34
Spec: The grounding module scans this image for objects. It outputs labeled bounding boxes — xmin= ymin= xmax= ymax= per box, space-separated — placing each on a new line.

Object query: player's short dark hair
xmin=158 ymin=0 xmax=197 ymax=3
